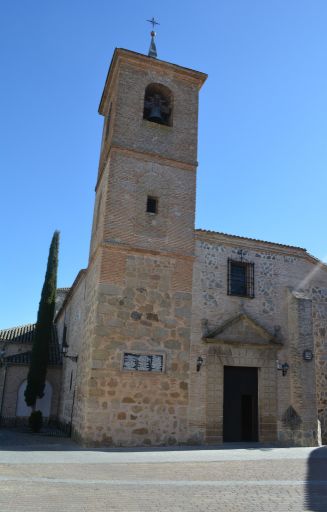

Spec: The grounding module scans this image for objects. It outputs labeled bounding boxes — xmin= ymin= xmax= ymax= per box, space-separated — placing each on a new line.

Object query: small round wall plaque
xmin=303 ymin=349 xmax=313 ymax=361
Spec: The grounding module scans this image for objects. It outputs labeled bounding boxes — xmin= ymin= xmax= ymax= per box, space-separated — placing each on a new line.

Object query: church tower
xmin=74 ymin=42 xmax=206 ymax=445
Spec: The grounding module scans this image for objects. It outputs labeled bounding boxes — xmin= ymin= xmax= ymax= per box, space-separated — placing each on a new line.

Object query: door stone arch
xmin=16 ymin=380 xmax=53 ymax=417
xmin=203 ymin=313 xmax=280 ymax=443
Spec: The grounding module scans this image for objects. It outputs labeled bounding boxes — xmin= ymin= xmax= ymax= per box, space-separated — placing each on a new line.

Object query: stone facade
xmin=3 ymin=47 xmax=326 ymax=447
xmin=55 ymin=49 xmax=206 ymax=446
xmin=54 ymin=48 xmax=327 ymax=447
xmin=188 ymin=232 xmax=327 ymax=446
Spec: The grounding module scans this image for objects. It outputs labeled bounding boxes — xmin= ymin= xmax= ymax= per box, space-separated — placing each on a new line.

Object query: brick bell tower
xmin=75 ymin=34 xmax=207 ymax=445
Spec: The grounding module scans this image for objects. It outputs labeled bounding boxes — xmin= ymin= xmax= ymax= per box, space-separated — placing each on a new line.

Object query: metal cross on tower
xmin=146 ymin=17 xmax=159 ymax=58
xmin=147 ymin=17 xmax=160 ymax=30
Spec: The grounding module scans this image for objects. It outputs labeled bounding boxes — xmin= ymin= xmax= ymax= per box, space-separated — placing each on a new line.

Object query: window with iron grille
xmin=146 ymin=196 xmax=158 ymax=214
xmin=227 ymin=259 xmax=254 ymax=298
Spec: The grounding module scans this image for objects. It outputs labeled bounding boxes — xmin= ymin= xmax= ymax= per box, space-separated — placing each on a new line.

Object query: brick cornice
xmin=99 ymin=48 xmax=207 ymax=115
xmin=100 ymin=240 xmax=195 ymax=261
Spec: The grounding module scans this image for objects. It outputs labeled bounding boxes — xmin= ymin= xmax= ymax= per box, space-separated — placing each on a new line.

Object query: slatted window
xmin=227 ymin=259 xmax=254 ymax=298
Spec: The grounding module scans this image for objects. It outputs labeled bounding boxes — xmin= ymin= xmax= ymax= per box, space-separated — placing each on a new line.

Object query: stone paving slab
xmin=0 ymin=445 xmax=324 ymax=464
xmin=0 ymin=459 xmax=313 ymax=480
xmin=0 ymin=480 xmax=319 ymax=512
xmin=0 ymin=430 xmax=326 ymax=511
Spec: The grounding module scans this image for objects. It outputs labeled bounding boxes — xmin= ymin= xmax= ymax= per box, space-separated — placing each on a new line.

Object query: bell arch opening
xmin=143 ymin=83 xmax=173 ymax=126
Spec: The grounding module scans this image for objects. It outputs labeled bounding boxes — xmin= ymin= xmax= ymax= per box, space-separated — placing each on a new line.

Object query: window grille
xmin=227 ymin=259 xmax=254 ymax=298
xmin=146 ymin=196 xmax=158 ymax=214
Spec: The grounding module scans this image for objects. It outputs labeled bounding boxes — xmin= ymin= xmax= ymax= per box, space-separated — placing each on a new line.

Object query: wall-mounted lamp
xmin=62 ymin=342 xmax=78 ymax=362
xmin=303 ymin=349 xmax=313 ymax=361
xmin=276 ymin=360 xmax=289 ymax=376
xmin=196 ymin=356 xmax=204 ymax=372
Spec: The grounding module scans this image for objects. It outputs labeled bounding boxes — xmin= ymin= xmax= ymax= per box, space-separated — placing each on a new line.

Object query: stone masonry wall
xmin=312 ymin=289 xmax=327 ymax=443
xmin=56 ymin=272 xmax=86 ymax=427
xmin=188 ymin=232 xmax=327 ymax=446
xmin=74 ymin=50 xmax=202 ymax=446
xmin=74 ymin=247 xmax=193 ymax=446
xmin=71 ymin=254 xmax=101 ymax=441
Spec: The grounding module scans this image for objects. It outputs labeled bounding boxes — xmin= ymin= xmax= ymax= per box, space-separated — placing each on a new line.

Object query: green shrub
xmin=29 ymin=410 xmax=43 ymax=433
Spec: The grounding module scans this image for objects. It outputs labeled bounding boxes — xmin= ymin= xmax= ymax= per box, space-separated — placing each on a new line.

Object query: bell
xmin=145 ymin=94 xmax=165 ymax=124
xmin=147 ymin=104 xmax=164 ymax=124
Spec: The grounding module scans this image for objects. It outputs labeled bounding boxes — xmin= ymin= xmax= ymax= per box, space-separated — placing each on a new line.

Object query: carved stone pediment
xmin=203 ymin=313 xmax=282 ymax=348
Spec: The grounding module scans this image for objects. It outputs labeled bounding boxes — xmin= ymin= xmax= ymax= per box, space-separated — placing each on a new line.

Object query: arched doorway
xmin=16 ymin=380 xmax=52 ymax=417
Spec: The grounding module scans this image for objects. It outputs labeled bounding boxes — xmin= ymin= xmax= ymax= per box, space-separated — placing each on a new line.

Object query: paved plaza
xmin=0 ymin=429 xmax=326 ymax=511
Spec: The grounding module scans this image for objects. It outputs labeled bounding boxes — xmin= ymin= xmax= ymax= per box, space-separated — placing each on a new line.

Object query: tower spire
xmin=146 ymin=17 xmax=159 ymax=58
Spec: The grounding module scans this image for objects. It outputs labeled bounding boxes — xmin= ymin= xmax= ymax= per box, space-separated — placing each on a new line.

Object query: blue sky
xmin=1 ymin=0 xmax=327 ymax=327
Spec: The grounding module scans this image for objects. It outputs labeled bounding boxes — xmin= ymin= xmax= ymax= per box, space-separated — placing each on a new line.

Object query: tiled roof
xmin=195 ymin=229 xmax=306 ymax=251
xmin=4 ymin=343 xmax=62 ymax=366
xmin=0 ymin=324 xmax=62 ymax=366
xmin=57 ymin=287 xmax=70 ymax=292
xmin=0 ymin=324 xmax=36 ymax=343
xmin=3 ymin=351 xmax=32 ymax=364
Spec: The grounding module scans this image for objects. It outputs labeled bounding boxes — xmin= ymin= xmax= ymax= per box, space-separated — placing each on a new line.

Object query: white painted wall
xmin=16 ymin=380 xmax=52 ymax=417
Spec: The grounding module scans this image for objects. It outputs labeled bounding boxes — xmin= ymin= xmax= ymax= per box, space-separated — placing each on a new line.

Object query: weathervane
xmin=146 ymin=17 xmax=159 ymax=58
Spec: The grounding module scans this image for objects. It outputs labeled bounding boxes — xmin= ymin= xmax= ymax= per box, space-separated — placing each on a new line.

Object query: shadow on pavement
xmin=0 ymin=428 xmax=279 ymax=452
xmin=0 ymin=428 xmax=80 ymax=451
xmin=306 ymin=446 xmax=327 ymax=511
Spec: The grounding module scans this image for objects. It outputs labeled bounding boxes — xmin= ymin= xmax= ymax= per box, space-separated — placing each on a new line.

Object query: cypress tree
xmin=25 ymin=231 xmax=60 ymax=407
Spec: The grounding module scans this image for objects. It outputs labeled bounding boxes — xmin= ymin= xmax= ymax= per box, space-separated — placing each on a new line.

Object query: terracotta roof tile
xmin=0 ymin=324 xmax=36 ymax=343
xmin=0 ymin=324 xmax=62 ymax=366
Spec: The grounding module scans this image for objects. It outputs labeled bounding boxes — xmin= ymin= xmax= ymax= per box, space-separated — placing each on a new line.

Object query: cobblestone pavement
xmin=0 ymin=429 xmax=326 ymax=511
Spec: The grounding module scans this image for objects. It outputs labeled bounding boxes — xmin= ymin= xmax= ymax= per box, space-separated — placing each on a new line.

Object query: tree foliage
xmin=25 ymin=231 xmax=60 ymax=407
xmin=29 ymin=410 xmax=43 ymax=433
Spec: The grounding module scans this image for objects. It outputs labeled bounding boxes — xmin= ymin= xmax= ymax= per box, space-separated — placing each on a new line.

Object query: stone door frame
xmin=205 ymin=344 xmax=278 ymax=444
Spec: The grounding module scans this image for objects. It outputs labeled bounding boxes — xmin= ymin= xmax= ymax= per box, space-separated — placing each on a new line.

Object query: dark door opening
xmin=223 ymin=366 xmax=258 ymax=442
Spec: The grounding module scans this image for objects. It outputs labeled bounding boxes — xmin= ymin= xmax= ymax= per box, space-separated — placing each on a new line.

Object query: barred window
xmin=227 ymin=259 xmax=254 ymax=298
xmin=146 ymin=196 xmax=158 ymax=214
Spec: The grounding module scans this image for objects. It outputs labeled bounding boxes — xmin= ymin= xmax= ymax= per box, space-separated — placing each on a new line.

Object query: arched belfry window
xmin=143 ymin=83 xmax=173 ymax=126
